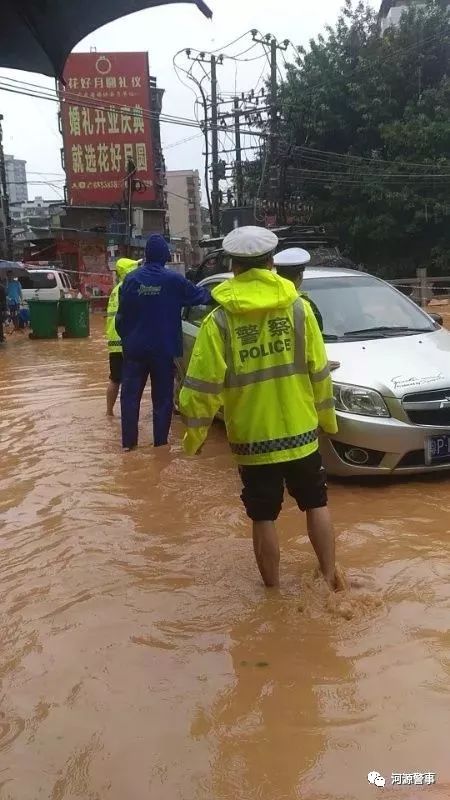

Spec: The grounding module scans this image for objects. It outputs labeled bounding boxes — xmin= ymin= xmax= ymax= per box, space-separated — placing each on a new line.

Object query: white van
xmin=19 ymin=269 xmax=75 ymax=302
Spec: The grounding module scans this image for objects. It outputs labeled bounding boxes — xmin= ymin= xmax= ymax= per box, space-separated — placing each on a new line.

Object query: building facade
xmin=5 ymin=154 xmax=28 ymax=204
xmin=10 ymin=196 xmax=51 ymax=225
xmin=58 ymin=54 xmax=167 ymax=242
xmin=379 ymin=0 xmax=450 ymax=32
xmin=43 ymin=52 xmax=168 ymax=297
xmin=166 ymin=169 xmax=202 ymax=266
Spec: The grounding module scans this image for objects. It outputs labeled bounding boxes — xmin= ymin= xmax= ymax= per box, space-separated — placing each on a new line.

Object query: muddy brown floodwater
xmin=1 ymin=316 xmax=450 ymax=800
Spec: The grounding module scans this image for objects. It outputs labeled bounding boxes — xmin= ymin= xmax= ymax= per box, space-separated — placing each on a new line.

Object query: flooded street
xmin=1 ymin=316 xmax=450 ymax=800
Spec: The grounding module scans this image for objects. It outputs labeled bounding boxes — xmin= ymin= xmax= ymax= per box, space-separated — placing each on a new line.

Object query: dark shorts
xmin=109 ymin=352 xmax=123 ymax=384
xmin=239 ymin=450 xmax=328 ymax=521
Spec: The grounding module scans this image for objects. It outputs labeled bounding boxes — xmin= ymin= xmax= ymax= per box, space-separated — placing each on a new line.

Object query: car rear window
xmin=19 ymin=272 xmax=57 ymax=289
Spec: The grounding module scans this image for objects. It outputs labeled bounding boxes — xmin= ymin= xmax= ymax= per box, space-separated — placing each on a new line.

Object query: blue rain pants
xmin=121 ymin=355 xmax=175 ymax=449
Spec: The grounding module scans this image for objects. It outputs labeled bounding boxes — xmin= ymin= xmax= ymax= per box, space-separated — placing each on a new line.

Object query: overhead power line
xmin=293 ymin=144 xmax=450 ymax=171
xmin=0 ymin=75 xmax=220 ymax=132
xmin=163 ymin=132 xmax=204 ymax=149
xmin=287 ymin=164 xmax=450 ymax=179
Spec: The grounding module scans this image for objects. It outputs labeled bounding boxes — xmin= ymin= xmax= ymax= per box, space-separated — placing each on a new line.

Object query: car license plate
xmin=425 ymin=434 xmax=450 ymax=465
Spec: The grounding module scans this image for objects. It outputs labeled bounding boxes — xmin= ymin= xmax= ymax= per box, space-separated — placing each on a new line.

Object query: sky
xmin=0 ymin=0 xmax=378 ymax=203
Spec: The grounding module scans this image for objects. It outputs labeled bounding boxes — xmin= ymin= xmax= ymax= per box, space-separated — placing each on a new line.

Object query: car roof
xmin=25 ymin=268 xmax=65 ymax=273
xmin=201 ymin=266 xmax=367 ymax=283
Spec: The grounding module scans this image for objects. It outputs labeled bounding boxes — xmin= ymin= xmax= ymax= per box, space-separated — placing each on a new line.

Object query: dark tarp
xmin=0 ymin=0 xmax=212 ymax=79
xmin=0 ymin=260 xmax=29 ymax=277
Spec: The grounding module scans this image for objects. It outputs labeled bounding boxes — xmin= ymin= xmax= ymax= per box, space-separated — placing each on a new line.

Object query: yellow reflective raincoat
xmin=179 ymin=267 xmax=338 ymax=466
xmin=105 ymin=258 xmax=139 ymax=353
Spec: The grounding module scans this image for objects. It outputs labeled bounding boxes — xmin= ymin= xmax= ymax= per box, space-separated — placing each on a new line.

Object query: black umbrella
xmin=0 ymin=260 xmax=29 ymax=277
xmin=1 ymin=0 xmax=212 ymax=79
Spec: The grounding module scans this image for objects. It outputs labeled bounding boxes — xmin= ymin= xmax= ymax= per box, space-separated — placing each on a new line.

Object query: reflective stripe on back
xmin=213 ymin=300 xmax=306 ymax=389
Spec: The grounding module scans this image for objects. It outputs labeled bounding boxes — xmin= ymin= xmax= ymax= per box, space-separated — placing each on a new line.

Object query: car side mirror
xmin=429 ymin=312 xmax=443 ymax=326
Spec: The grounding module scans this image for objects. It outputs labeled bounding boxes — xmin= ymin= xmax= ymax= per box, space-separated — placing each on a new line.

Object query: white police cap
xmin=273 ymin=247 xmax=311 ymax=268
xmin=222 ymin=226 xmax=279 ymax=258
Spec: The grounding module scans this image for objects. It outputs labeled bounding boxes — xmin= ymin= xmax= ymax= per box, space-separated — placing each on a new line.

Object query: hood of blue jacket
xmin=145 ymin=234 xmax=171 ymax=266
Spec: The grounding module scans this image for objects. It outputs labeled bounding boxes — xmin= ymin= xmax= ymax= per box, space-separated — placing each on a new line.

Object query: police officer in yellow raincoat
xmin=105 ymin=257 xmax=139 ymax=416
xmin=274 ymin=247 xmax=324 ymax=331
xmin=179 ymin=226 xmax=342 ymax=591
xmin=274 ymin=247 xmax=340 ymax=372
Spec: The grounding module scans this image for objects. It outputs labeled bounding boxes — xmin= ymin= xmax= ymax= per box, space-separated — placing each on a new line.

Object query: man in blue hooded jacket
xmin=116 ymin=234 xmax=211 ymax=450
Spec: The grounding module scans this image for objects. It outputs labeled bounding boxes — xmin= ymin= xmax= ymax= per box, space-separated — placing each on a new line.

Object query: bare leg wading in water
xmin=252 ymin=522 xmax=281 ymax=588
xmin=252 ymin=508 xmax=339 ymax=591
xmin=106 ymin=380 xmax=120 ymax=417
xmin=306 ymin=506 xmax=339 ymax=590
xmin=241 ymin=453 xmax=341 ymax=592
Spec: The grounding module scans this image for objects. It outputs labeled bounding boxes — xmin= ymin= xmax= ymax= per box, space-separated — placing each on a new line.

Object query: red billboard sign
xmin=60 ymin=52 xmax=156 ymax=206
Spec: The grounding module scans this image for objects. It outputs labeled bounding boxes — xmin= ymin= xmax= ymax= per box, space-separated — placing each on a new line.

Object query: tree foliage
xmin=276 ymin=0 xmax=450 ymax=275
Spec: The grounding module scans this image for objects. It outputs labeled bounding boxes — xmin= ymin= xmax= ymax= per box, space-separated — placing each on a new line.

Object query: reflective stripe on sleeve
xmin=309 ymin=363 xmax=331 ymax=382
xmin=180 ymin=414 xmax=213 ymax=428
xmin=230 ymin=429 xmax=317 ymax=457
xmin=108 ymin=339 xmax=122 ymax=348
xmin=183 ymin=375 xmax=223 ymax=394
xmin=315 ymin=398 xmax=335 ymax=411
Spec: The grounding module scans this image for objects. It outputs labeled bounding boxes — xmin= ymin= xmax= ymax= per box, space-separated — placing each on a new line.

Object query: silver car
xmin=179 ymin=267 xmax=450 ymax=477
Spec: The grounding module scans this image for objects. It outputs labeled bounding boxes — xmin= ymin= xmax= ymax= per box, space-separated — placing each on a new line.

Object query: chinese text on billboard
xmin=60 ymin=52 xmax=156 ymax=205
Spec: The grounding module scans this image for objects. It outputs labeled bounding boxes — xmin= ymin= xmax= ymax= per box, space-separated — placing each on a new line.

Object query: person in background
xmin=274 ymin=247 xmax=340 ymax=372
xmin=179 ymin=226 xmax=342 ymax=592
xmin=18 ymin=305 xmax=30 ymax=331
xmin=0 ymin=280 xmax=6 ymax=343
xmin=6 ymin=270 xmax=23 ymax=330
xmin=116 ymin=234 xmax=211 ymax=450
xmin=274 ymin=247 xmax=323 ymax=330
xmin=105 ymin=257 xmax=139 ymax=417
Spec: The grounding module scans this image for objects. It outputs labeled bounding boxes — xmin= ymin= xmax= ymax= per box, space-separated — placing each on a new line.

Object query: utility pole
xmin=125 ymin=157 xmax=136 ymax=256
xmin=0 ymin=115 xmax=13 ymax=260
xmin=270 ymin=37 xmax=278 ymax=164
xmin=217 ymin=100 xmax=269 ymax=211
xmin=186 ymin=50 xmax=223 ymax=237
xmin=233 ymin=98 xmax=243 ymax=207
xmin=250 ymin=32 xmax=289 ymax=223
xmin=210 ymin=55 xmax=220 ymax=237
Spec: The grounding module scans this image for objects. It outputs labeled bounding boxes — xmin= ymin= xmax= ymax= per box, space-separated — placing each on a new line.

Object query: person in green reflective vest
xmin=105 ymin=257 xmax=139 ymax=416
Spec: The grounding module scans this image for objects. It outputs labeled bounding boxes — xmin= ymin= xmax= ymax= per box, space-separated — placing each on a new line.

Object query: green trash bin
xmin=59 ymin=298 xmax=90 ymax=338
xmin=28 ymin=300 xmax=59 ymax=339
